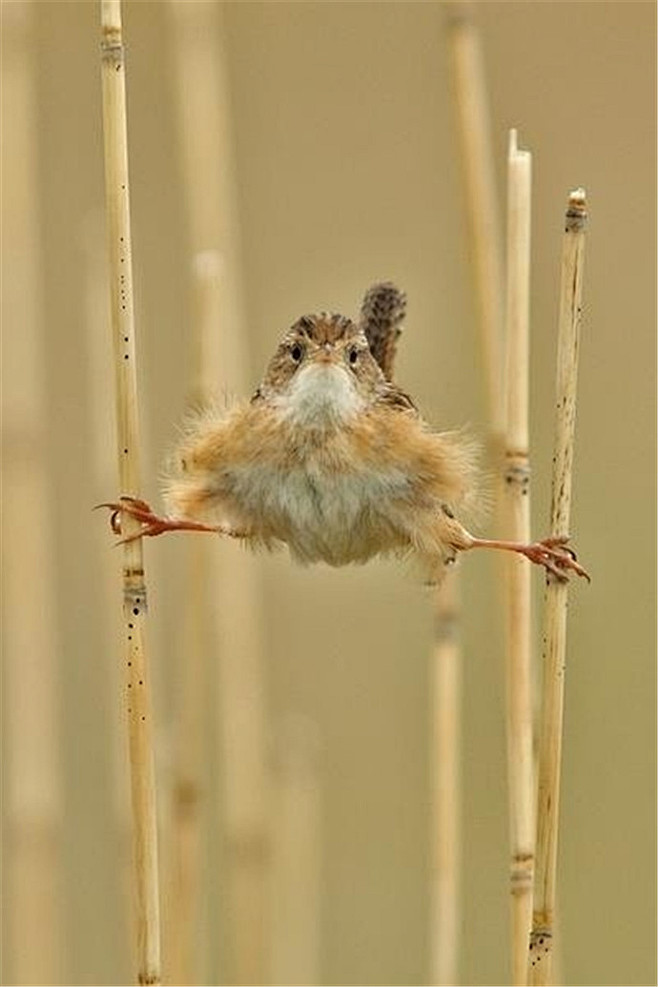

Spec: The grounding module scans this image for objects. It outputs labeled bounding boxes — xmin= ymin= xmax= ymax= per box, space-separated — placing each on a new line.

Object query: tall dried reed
xmin=270 ymin=716 xmax=322 ymax=986
xmin=2 ymin=3 xmax=62 ymax=981
xmin=503 ymin=129 xmax=535 ymax=985
xmin=445 ymin=0 xmax=505 ymax=438
xmin=429 ymin=576 xmax=462 ymax=986
xmin=100 ymin=2 xmax=161 ymax=982
xmin=166 ymin=4 xmax=268 ymax=983
xmin=528 ymin=190 xmax=588 ymax=985
xmin=437 ymin=5 xmax=505 ymax=983
xmin=165 ymin=254 xmax=221 ymax=987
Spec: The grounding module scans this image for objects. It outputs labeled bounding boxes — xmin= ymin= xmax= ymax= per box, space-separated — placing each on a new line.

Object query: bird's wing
xmin=377 ymin=381 xmax=418 ymax=415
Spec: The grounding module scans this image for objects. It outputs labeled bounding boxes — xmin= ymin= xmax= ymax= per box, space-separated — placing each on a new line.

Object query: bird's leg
xmin=95 ymin=495 xmax=248 ymax=545
xmin=459 ymin=532 xmax=590 ymax=582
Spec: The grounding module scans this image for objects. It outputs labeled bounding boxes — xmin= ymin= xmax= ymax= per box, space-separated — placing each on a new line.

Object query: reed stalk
xmin=166 ymin=4 xmax=267 ymax=983
xmin=82 ymin=208 xmax=130 ymax=831
xmin=528 ymin=189 xmax=588 ymax=986
xmin=503 ymin=129 xmax=535 ymax=986
xmin=166 ymin=252 xmax=222 ymax=987
xmin=215 ymin=564 xmax=268 ymax=987
xmin=270 ymin=716 xmax=322 ymax=986
xmin=429 ymin=575 xmax=461 ymax=986
xmin=100 ymin=3 xmax=161 ymax=982
xmin=82 ymin=209 xmax=137 ymax=981
xmin=445 ymin=0 xmax=505 ymax=438
xmin=436 ymin=7 xmax=505 ymax=984
xmin=2 ymin=8 xmax=63 ymax=982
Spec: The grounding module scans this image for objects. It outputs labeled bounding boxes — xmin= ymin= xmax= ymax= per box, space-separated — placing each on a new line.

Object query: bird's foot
xmin=465 ymin=533 xmax=590 ymax=582
xmin=517 ymin=536 xmax=590 ymax=582
xmin=94 ymin=495 xmax=229 ymax=544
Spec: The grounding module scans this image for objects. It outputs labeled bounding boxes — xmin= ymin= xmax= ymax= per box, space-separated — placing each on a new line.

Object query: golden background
xmin=2 ymin=2 xmax=656 ymax=985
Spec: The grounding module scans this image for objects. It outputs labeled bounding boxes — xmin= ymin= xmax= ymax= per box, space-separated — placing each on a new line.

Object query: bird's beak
xmin=314 ymin=342 xmax=335 ymax=364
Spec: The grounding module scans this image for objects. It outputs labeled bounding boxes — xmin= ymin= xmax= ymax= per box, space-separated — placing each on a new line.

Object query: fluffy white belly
xmin=225 ymin=461 xmax=412 ymax=564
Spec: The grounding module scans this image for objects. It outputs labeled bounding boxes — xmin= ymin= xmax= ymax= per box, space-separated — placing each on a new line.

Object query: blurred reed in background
xmin=1 ymin=3 xmax=655 ymax=986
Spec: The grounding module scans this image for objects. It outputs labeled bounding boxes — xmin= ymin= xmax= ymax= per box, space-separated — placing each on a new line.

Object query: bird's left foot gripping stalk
xmin=464 ymin=533 xmax=590 ymax=582
xmin=95 ymin=495 xmax=245 ymax=544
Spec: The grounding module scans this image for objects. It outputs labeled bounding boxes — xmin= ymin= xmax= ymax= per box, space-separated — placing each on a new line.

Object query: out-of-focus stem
xmin=270 ymin=716 xmax=322 ymax=986
xmin=2 ymin=3 xmax=63 ymax=982
xmin=445 ymin=0 xmax=505 ymax=440
xmin=429 ymin=574 xmax=461 ymax=986
xmin=166 ymin=4 xmax=267 ymax=983
xmin=503 ymin=129 xmax=534 ymax=986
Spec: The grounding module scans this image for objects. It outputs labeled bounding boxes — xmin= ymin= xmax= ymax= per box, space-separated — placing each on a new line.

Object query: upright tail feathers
xmin=359 ymin=282 xmax=407 ymax=381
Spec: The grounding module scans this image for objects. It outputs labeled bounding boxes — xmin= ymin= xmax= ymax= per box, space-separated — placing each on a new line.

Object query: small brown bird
xmin=101 ymin=283 xmax=588 ymax=584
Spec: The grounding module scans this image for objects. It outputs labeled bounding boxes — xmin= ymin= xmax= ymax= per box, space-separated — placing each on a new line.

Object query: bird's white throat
xmin=278 ymin=363 xmax=364 ymax=426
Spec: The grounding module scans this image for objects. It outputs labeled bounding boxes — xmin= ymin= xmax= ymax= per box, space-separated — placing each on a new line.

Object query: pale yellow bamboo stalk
xmin=503 ymin=129 xmax=535 ymax=987
xmin=1 ymin=4 xmax=63 ymax=982
xmin=270 ymin=716 xmax=322 ymax=986
xmin=528 ymin=190 xmax=588 ymax=986
xmin=100 ymin=3 xmax=161 ymax=982
xmin=429 ymin=574 xmax=461 ymax=986
xmin=445 ymin=0 xmax=505 ymax=437
xmin=166 ymin=4 xmax=267 ymax=984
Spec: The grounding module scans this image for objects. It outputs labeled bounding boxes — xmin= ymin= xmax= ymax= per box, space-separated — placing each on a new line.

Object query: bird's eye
xmin=290 ymin=343 xmax=303 ymax=363
xmin=348 ymin=346 xmax=359 ymax=366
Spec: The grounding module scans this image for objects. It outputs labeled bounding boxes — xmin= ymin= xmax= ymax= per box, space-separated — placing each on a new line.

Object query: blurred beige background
xmin=2 ymin=2 xmax=655 ymax=986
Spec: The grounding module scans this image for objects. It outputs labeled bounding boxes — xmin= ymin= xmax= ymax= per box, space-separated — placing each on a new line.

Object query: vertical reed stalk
xmin=167 ymin=542 xmax=207 ymax=987
xmin=435 ymin=7 xmax=505 ymax=983
xmin=166 ymin=252 xmax=222 ymax=987
xmin=82 ymin=210 xmax=136 ymax=975
xmin=82 ymin=208 xmax=130 ymax=830
xmin=100 ymin=3 xmax=161 ymax=982
xmin=2 ymin=5 xmax=62 ymax=981
xmin=166 ymin=4 xmax=267 ymax=983
xmin=445 ymin=0 xmax=505 ymax=437
xmin=528 ymin=190 xmax=588 ymax=986
xmin=270 ymin=716 xmax=322 ymax=986
xmin=503 ymin=129 xmax=534 ymax=986
xmin=429 ymin=575 xmax=461 ymax=986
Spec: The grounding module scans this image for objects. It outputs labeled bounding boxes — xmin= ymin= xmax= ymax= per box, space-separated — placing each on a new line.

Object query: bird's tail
xmin=359 ymin=281 xmax=407 ymax=381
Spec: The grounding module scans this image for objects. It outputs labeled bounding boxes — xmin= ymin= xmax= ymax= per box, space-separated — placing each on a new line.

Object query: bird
xmin=99 ymin=282 xmax=588 ymax=584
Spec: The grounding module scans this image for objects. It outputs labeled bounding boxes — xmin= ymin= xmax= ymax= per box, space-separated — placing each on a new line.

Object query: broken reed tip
xmin=568 ymin=187 xmax=587 ymax=210
xmin=101 ymin=0 xmax=122 ymax=32
xmin=508 ymin=127 xmax=530 ymax=163
xmin=565 ymin=187 xmax=587 ymax=232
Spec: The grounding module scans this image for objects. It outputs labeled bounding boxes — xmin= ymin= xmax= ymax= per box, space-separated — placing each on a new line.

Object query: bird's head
xmin=257 ymin=312 xmax=385 ymax=426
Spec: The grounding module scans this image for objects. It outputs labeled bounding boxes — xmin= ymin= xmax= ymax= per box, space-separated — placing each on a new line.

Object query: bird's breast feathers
xmin=223 ymin=424 xmax=413 ymax=564
xmin=168 ymin=385 xmax=474 ymax=566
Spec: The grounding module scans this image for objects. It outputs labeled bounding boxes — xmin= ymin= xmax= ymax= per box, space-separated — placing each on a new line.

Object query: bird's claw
xmin=94 ymin=495 xmax=219 ymax=544
xmin=523 ymin=536 xmax=590 ymax=583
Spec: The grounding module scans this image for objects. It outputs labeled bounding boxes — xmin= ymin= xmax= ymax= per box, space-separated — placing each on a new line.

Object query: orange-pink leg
xmin=95 ymin=495 xmax=247 ymax=545
xmin=463 ymin=534 xmax=590 ymax=582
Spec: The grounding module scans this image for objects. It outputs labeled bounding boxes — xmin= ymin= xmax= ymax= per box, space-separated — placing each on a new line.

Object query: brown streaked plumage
xmin=99 ymin=283 xmax=588 ymax=584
